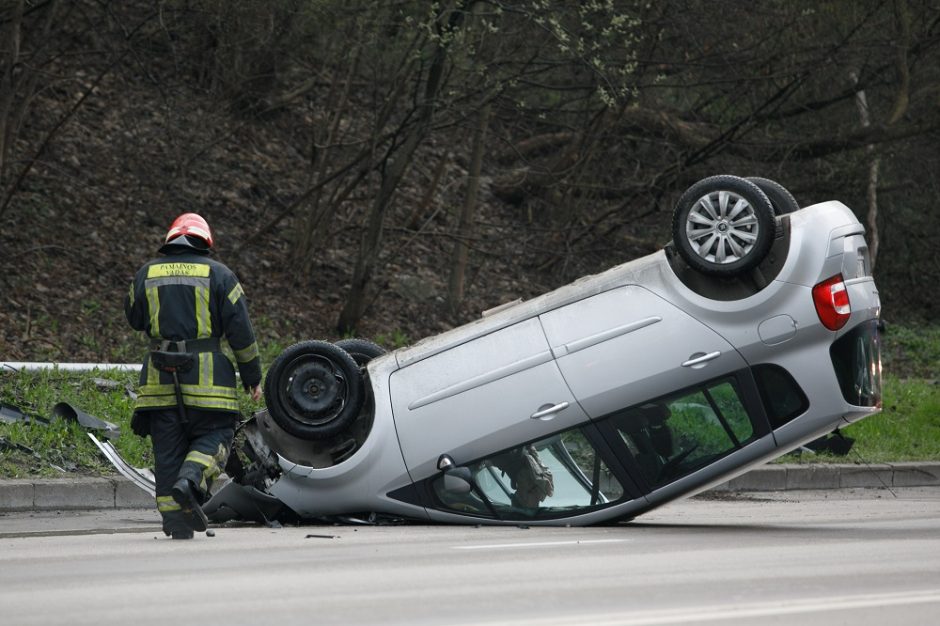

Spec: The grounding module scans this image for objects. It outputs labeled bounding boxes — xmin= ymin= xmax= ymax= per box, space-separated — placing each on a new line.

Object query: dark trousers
xmin=145 ymin=407 xmax=237 ymax=534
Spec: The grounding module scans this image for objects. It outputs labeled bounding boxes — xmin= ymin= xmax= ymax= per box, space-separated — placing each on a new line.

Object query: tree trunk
xmin=336 ymin=4 xmax=466 ymax=333
xmin=404 ymin=151 xmax=449 ymax=231
xmin=0 ymin=0 xmax=25 ymax=194
xmin=851 ymin=72 xmax=880 ymax=272
xmin=292 ymin=53 xmax=358 ymax=276
xmin=447 ymin=102 xmax=490 ymax=314
xmin=336 ymin=127 xmax=423 ymax=334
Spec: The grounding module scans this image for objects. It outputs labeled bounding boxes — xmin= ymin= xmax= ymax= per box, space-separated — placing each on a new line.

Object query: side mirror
xmin=442 ymin=466 xmax=473 ymax=494
xmin=438 ymin=455 xmax=473 ymax=494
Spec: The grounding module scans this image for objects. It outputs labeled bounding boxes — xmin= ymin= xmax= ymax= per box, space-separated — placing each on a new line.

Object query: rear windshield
xmin=830 ymin=321 xmax=882 ymax=407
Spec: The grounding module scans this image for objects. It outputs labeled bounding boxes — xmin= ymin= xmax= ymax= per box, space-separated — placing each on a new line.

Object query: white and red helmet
xmin=164 ymin=213 xmax=213 ymax=248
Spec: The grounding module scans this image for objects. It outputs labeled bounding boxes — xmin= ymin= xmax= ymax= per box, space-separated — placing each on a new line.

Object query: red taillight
xmin=813 ymin=274 xmax=851 ymax=330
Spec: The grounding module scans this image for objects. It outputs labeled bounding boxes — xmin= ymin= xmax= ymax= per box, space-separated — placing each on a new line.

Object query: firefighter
xmin=124 ymin=213 xmax=262 ymax=539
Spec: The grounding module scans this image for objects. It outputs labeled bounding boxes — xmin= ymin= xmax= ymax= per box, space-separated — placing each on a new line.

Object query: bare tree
xmin=0 ymin=0 xmax=58 ymax=218
xmin=336 ymin=2 xmax=469 ymax=333
xmin=447 ymin=102 xmax=490 ymax=313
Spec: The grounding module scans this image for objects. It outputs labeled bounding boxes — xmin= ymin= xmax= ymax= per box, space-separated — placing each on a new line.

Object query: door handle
xmin=682 ymin=351 xmax=721 ymax=368
xmin=530 ymin=402 xmax=570 ymax=420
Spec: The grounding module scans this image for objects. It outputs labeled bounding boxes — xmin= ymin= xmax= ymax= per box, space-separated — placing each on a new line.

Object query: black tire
xmin=264 ymin=340 xmax=365 ymax=441
xmin=672 ymin=175 xmax=776 ymax=277
xmin=746 ymin=177 xmax=800 ymax=215
xmin=334 ymin=338 xmax=386 ymax=368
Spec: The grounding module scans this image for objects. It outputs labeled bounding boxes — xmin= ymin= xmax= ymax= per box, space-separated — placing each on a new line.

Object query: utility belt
xmin=147 ymin=338 xmax=221 ymax=426
xmin=150 ymin=337 xmax=221 ymax=354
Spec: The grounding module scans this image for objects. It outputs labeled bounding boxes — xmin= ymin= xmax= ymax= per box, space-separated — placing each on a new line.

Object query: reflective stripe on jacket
xmin=124 ymin=250 xmax=262 ymax=413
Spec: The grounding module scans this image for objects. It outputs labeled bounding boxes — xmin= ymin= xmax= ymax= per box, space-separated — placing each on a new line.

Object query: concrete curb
xmin=1 ymin=463 xmax=938 ymax=513
xmin=709 ymin=462 xmax=940 ymax=492
xmin=0 ymin=477 xmax=152 ymax=512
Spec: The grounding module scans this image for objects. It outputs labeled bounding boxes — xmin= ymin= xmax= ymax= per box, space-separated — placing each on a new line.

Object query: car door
xmin=539 ymin=285 xmax=748 ymax=418
xmin=389 ymin=317 xmax=591 ymax=479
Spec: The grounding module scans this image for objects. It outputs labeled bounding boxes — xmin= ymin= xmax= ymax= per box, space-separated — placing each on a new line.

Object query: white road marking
xmin=461 ymin=589 xmax=940 ymax=625
xmin=452 ymin=538 xmax=629 ymax=550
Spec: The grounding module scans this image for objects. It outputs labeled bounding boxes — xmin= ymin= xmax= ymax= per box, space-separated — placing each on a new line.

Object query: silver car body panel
xmin=538 ymin=285 xmax=748 ymax=419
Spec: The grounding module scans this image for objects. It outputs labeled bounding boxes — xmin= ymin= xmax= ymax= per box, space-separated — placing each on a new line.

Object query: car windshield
xmin=610 ymin=378 xmax=755 ymax=488
xmin=432 ymin=428 xmax=624 ymax=520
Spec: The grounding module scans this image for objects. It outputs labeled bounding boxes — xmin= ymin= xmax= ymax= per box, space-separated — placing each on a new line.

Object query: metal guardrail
xmin=1 ymin=362 xmax=142 ymax=372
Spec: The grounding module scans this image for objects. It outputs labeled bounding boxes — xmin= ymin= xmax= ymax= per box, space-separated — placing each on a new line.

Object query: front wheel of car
xmin=264 ymin=340 xmax=365 ymax=441
xmin=672 ymin=175 xmax=776 ymax=277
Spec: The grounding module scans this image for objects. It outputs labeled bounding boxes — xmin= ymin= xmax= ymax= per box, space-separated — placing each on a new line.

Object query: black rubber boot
xmin=162 ymin=524 xmax=194 ymax=540
xmin=171 ymin=478 xmax=209 ymax=532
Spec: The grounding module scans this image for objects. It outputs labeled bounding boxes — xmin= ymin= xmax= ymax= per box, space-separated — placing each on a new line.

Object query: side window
xmin=752 ymin=364 xmax=809 ymax=428
xmin=431 ymin=427 xmax=624 ymax=520
xmin=608 ymin=378 xmax=757 ymax=488
xmin=707 ymin=382 xmax=753 ymax=442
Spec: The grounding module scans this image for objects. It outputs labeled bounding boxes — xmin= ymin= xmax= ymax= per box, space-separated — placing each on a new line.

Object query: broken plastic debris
xmin=0 ymin=437 xmax=38 ymax=456
xmin=0 ymin=403 xmax=27 ymax=424
xmin=52 ymin=402 xmax=121 ymax=439
xmin=0 ymin=402 xmax=49 ymax=425
xmin=88 ymin=433 xmax=155 ymax=496
xmin=91 ymin=378 xmax=122 ymax=391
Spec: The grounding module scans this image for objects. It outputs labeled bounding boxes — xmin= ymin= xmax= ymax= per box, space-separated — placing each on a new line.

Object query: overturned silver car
xmin=99 ymin=175 xmax=882 ymax=526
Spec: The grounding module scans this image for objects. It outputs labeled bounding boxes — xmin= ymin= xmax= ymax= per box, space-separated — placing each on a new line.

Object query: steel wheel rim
xmin=281 ymin=354 xmax=347 ymax=426
xmin=685 ymin=190 xmax=761 ymax=265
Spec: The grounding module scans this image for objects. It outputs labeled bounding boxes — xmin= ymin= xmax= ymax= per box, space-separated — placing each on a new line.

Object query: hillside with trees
xmin=1 ymin=0 xmax=938 ymax=363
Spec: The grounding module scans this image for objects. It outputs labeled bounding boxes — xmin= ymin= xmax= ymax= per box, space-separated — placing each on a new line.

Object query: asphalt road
xmin=1 ymin=488 xmax=938 ymax=626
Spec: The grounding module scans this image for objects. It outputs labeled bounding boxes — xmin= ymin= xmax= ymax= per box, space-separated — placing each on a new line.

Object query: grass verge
xmin=0 ymin=366 xmax=265 ymax=479
xmin=784 ymin=375 xmax=940 ymax=464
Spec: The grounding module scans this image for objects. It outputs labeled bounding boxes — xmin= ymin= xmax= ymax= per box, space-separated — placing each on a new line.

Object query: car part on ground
xmin=2 ymin=401 xmax=119 ymax=437
xmin=88 ymin=433 xmax=156 ymax=497
xmin=0 ymin=403 xmax=45 ymax=425
xmin=53 ymin=402 xmax=121 ymax=439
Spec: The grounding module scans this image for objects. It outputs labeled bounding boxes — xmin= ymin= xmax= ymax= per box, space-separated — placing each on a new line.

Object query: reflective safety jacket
xmin=124 ymin=250 xmax=262 ymax=414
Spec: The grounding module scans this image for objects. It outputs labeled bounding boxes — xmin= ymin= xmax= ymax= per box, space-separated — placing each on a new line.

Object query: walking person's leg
xmin=149 ymin=408 xmax=193 ymax=539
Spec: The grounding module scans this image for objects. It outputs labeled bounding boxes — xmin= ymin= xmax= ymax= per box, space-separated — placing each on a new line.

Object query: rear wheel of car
xmin=672 ymin=175 xmax=776 ymax=277
xmin=745 ymin=176 xmax=800 ymax=215
xmin=264 ymin=340 xmax=365 ymax=441
xmin=334 ymin=338 xmax=386 ymax=368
